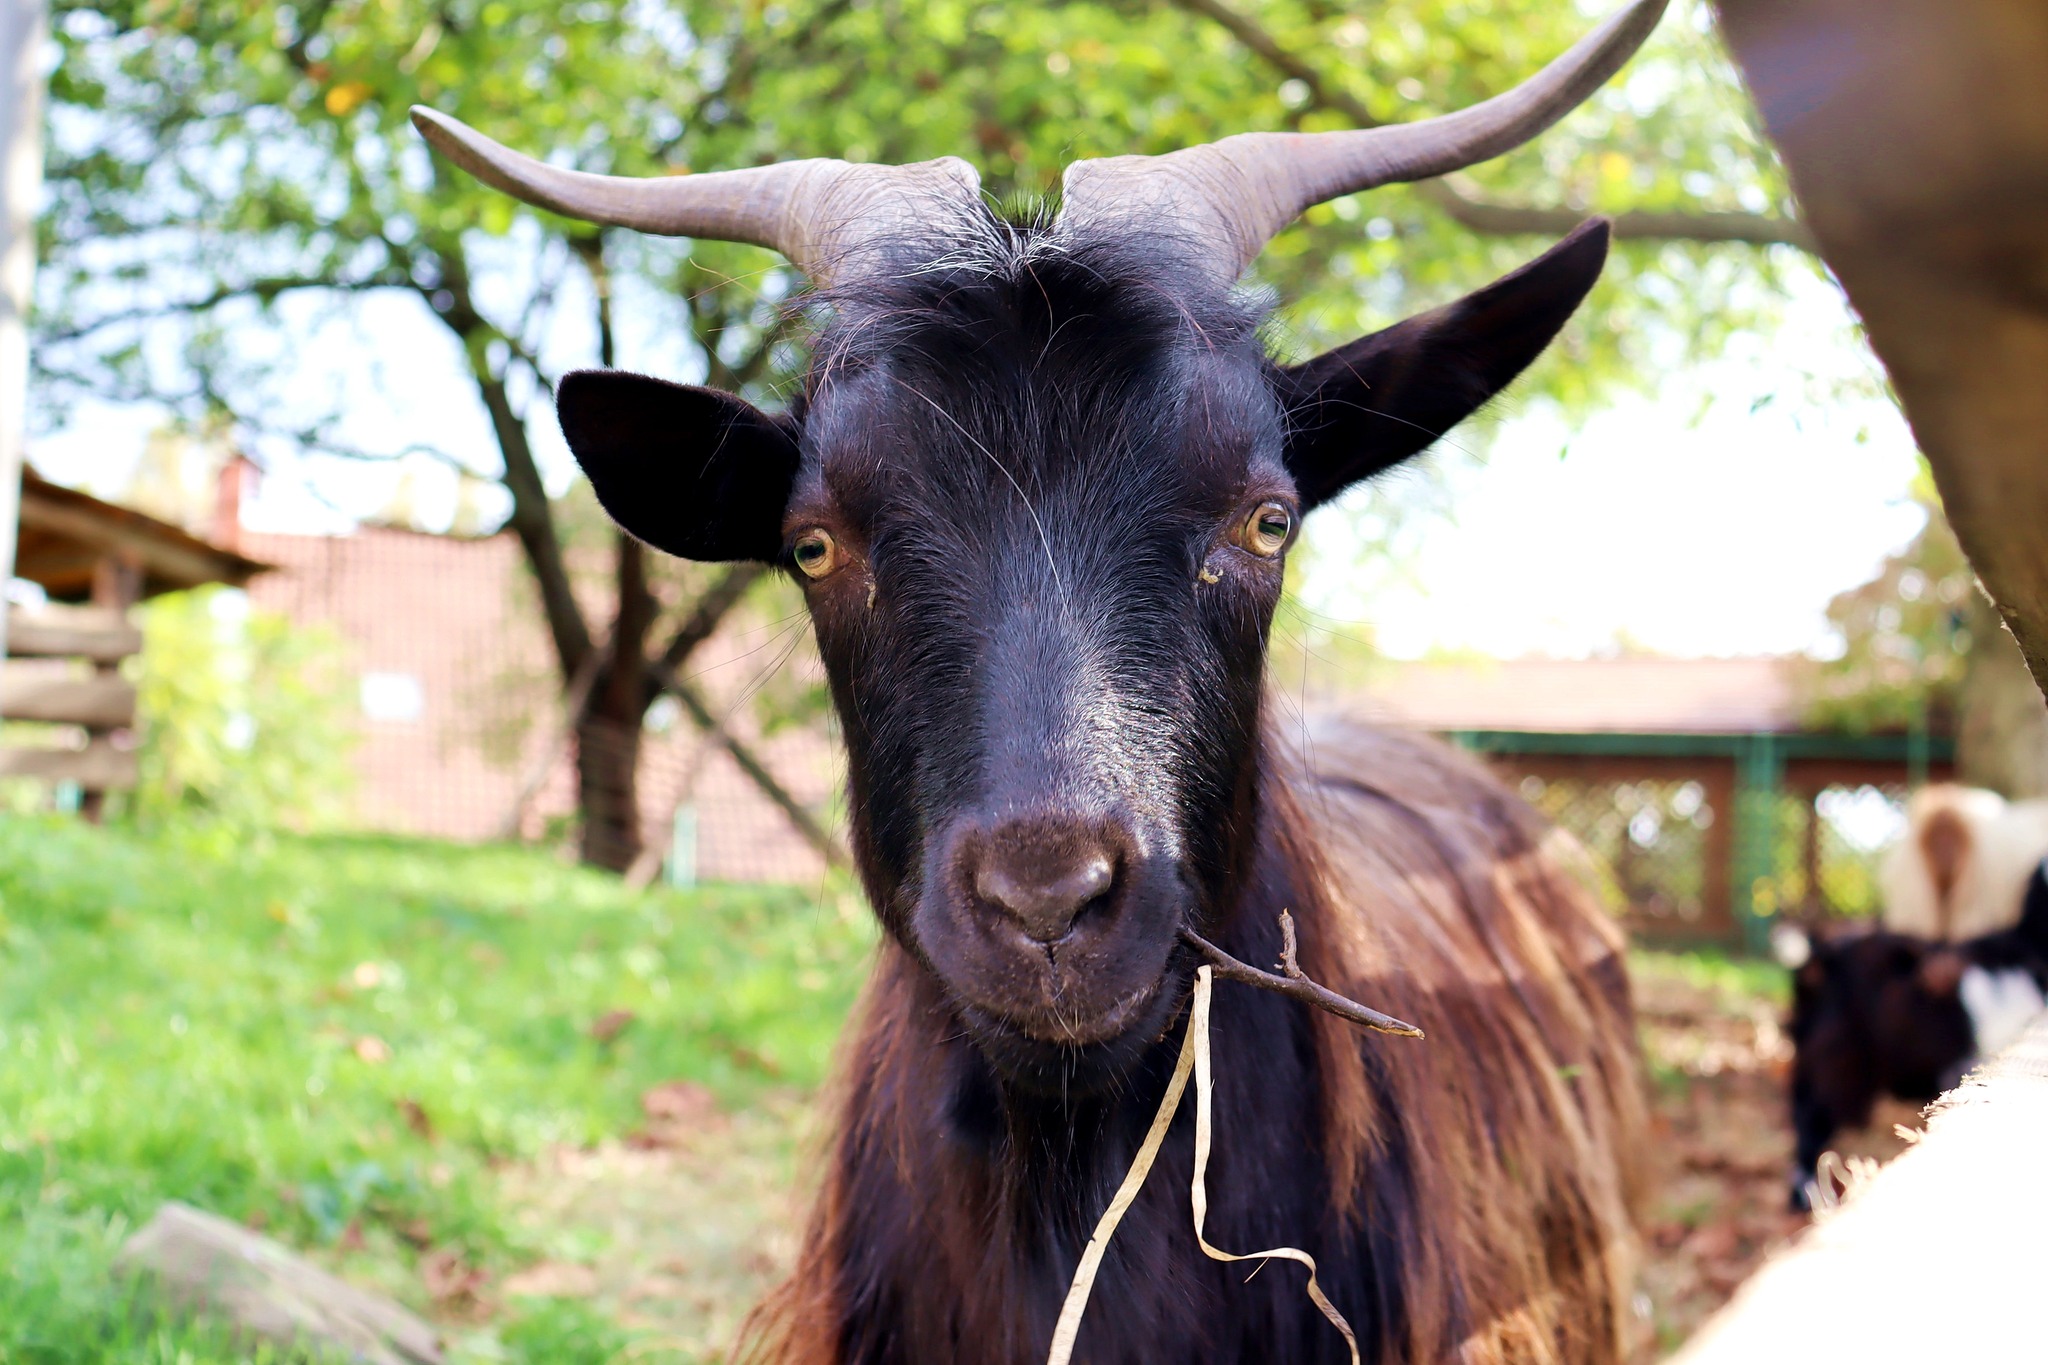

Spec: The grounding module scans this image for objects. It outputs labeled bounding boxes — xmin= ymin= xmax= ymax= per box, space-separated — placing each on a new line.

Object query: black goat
xmin=414 ymin=2 xmax=1669 ymax=1358
xmin=1779 ymin=859 xmax=2048 ymax=1210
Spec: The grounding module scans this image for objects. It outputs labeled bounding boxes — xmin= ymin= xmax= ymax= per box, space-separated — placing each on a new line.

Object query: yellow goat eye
xmin=1240 ymin=502 xmax=1294 ymax=558
xmin=793 ymin=529 xmax=839 ymax=580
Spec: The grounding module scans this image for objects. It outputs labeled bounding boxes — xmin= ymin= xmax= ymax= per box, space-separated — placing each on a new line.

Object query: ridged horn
xmin=1055 ymin=0 xmax=1667 ymax=280
xmin=409 ymin=106 xmax=984 ymax=284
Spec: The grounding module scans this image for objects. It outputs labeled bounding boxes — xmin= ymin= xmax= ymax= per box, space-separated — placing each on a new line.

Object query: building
xmin=1355 ymin=656 xmax=1950 ymax=946
xmin=4 ymin=465 xmax=267 ymax=810
xmin=237 ymin=520 xmax=839 ymax=883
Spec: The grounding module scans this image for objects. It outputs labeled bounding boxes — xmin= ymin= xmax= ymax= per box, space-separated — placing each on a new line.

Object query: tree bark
xmin=1957 ymin=603 xmax=2048 ymax=798
xmin=424 ymin=239 xmax=594 ymax=682
xmin=1714 ymin=0 xmax=2048 ymax=698
xmin=579 ymin=536 xmax=660 ymax=871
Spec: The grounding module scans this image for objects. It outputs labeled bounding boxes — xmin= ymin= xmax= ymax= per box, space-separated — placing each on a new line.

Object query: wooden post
xmin=0 ymin=0 xmax=46 ymax=661
xmin=1800 ymin=785 xmax=1823 ymax=917
xmin=78 ymin=548 xmax=141 ymax=822
xmin=1714 ymin=0 xmax=2048 ymax=697
xmin=1698 ymin=761 xmax=1737 ymax=945
xmin=1731 ymin=734 xmax=1784 ymax=953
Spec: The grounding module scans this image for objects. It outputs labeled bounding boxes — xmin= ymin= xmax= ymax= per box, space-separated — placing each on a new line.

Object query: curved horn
xmin=410 ymin=107 xmax=984 ymax=283
xmin=1056 ymin=0 xmax=1667 ymax=280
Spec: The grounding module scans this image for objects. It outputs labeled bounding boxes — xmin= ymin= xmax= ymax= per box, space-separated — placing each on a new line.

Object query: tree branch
xmin=38 ymin=275 xmax=404 ymax=345
xmin=1181 ymin=911 xmax=1423 ymax=1038
xmin=652 ymin=564 xmax=770 ymax=679
xmin=1165 ymin=0 xmax=1815 ymax=252
xmin=654 ymin=661 xmax=850 ymax=871
xmin=230 ymin=412 xmax=485 ymax=477
xmin=1417 ymin=180 xmax=1816 ymax=249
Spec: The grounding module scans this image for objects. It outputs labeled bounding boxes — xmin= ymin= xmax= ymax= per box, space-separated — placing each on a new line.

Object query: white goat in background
xmin=1881 ymin=784 xmax=2048 ymax=941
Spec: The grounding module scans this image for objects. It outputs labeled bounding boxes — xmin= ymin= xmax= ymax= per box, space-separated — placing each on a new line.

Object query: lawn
xmin=0 ymin=817 xmax=874 ymax=1364
xmin=1 ymin=815 xmax=1860 ymax=1363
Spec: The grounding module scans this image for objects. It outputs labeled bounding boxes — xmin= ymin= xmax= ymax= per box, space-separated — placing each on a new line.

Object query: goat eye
xmin=1240 ymin=502 xmax=1294 ymax=557
xmin=792 ymin=529 xmax=839 ymax=579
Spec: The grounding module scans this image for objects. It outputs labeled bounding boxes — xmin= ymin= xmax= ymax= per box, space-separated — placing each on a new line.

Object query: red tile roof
xmin=1355 ymin=656 xmax=1801 ymax=735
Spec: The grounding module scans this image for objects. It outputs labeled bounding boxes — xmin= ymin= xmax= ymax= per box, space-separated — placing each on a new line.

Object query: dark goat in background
xmin=1780 ymin=860 xmax=2048 ymax=1210
xmin=414 ymin=1 xmax=1669 ymax=1359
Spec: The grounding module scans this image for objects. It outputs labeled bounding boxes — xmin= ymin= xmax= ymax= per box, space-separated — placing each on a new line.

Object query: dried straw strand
xmin=1187 ymin=964 xmax=1362 ymax=1365
xmin=1043 ymin=972 xmax=1203 ymax=1365
xmin=1045 ymin=966 xmax=1361 ymax=1365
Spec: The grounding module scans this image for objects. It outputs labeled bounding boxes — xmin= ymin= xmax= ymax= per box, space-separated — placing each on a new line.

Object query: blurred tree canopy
xmin=34 ymin=0 xmax=1810 ymax=865
xmin=132 ymin=586 xmax=357 ymax=834
xmin=1797 ymin=471 xmax=1974 ymax=736
xmin=1796 ymin=468 xmax=2048 ymax=797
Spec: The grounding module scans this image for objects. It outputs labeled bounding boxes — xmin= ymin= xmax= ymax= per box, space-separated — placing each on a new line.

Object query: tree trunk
xmin=578 ymin=533 xmax=659 ymax=871
xmin=1957 ymin=603 xmax=2048 ymax=798
xmin=1715 ymin=0 xmax=2048 ymax=695
xmin=574 ymin=695 xmax=643 ymax=872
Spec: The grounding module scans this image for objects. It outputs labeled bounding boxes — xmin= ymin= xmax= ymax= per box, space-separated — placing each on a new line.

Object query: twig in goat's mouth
xmin=1179 ymin=910 xmax=1425 ymax=1039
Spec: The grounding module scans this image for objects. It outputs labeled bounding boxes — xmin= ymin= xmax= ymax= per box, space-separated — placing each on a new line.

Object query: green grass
xmin=0 ymin=817 xmax=874 ymax=1363
xmin=1628 ymin=944 xmax=1789 ymax=1010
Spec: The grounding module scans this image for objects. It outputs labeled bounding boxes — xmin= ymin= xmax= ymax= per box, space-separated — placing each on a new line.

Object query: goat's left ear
xmin=557 ymin=369 xmax=801 ymax=562
xmin=1278 ymin=218 xmax=1610 ymax=510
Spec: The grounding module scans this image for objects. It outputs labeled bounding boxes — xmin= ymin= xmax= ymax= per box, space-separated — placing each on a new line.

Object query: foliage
xmin=0 ymin=819 xmax=874 ymax=1361
xmin=129 ymin=586 xmax=358 ymax=833
xmin=1629 ymin=944 xmax=1789 ymax=1012
xmin=1796 ymin=469 xmax=1977 ymax=734
xmin=34 ymin=0 xmax=1813 ymax=862
xmin=36 ymin=0 xmax=1802 ymax=420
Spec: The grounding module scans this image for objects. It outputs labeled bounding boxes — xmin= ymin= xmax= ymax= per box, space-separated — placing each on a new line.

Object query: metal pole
xmin=0 ymin=0 xmax=46 ymax=662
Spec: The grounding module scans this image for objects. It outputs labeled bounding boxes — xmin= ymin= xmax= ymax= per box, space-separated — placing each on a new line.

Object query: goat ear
xmin=1278 ymin=218 xmax=1610 ymax=510
xmin=557 ymin=369 xmax=801 ymax=562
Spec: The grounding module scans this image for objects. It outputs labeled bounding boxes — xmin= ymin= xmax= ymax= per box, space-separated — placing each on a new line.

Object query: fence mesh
xmin=1511 ymin=770 xmax=1907 ymax=937
xmin=18 ymin=518 xmax=1921 ymax=926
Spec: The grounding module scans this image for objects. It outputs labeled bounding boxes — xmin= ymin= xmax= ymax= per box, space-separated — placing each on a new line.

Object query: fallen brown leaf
xmin=421 ymin=1247 xmax=490 ymax=1316
xmin=395 ymin=1096 xmax=435 ymax=1141
xmin=502 ymin=1260 xmax=599 ymax=1299
xmin=590 ymin=1009 xmax=636 ymax=1043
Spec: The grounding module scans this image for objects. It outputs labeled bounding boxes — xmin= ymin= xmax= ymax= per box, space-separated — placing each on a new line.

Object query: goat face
xmin=556 ymin=223 xmax=1607 ymax=1087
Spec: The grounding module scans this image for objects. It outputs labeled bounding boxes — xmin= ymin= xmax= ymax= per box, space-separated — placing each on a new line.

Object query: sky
xmin=26 ymin=236 xmax=1925 ymax=665
xmin=1298 ymin=267 xmax=1923 ymax=660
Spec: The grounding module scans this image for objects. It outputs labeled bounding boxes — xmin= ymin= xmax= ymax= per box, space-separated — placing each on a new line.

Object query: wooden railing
xmin=0 ymin=602 xmax=142 ymax=801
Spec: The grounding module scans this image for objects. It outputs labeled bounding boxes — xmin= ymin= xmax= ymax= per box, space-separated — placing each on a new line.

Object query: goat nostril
xmin=973 ymin=851 xmax=1116 ymax=942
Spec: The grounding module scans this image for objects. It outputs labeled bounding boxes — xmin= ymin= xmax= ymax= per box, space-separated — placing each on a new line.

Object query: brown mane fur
xmin=742 ymin=717 xmax=1644 ymax=1365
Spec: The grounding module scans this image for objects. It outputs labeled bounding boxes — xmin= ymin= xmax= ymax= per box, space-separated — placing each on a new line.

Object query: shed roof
xmin=1357 ymin=655 xmax=1803 ymax=736
xmin=14 ymin=466 xmax=267 ymax=602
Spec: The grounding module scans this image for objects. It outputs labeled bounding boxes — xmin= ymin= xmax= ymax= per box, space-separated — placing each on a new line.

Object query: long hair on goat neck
xmin=742 ymin=719 xmax=1645 ymax=1365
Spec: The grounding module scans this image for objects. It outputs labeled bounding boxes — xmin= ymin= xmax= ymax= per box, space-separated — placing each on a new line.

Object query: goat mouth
xmin=1013 ymin=965 xmax=1164 ymax=1046
xmin=952 ymin=973 xmax=1185 ymax=1095
xmin=933 ymin=924 xmax=1182 ymax=1049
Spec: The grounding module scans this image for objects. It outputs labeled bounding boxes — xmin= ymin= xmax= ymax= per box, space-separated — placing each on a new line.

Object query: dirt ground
xmin=478 ymin=958 xmax=1922 ymax=1362
xmin=1629 ymin=956 xmax=1916 ymax=1357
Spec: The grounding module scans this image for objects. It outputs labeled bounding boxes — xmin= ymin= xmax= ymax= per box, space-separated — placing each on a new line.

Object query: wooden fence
xmin=0 ymin=602 xmax=141 ymax=803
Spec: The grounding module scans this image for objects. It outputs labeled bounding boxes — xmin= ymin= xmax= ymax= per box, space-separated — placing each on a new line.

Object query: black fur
xmin=1785 ymin=860 xmax=2048 ymax=1210
xmin=554 ymin=213 xmax=1626 ymax=1363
